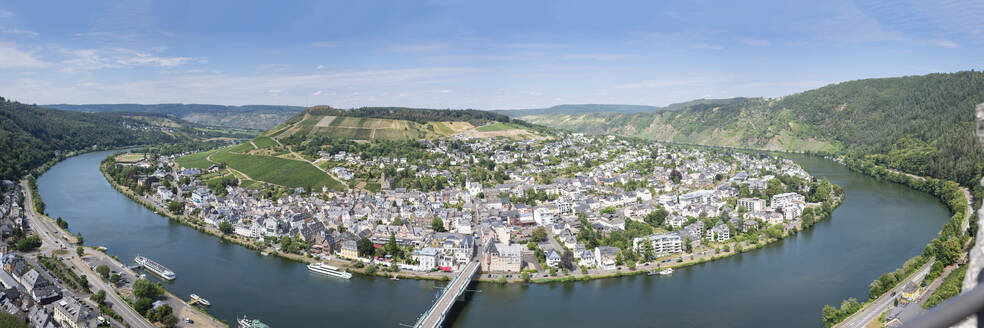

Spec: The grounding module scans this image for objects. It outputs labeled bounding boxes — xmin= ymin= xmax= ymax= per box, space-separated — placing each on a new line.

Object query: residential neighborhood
xmin=110 ymin=132 xmax=840 ymax=280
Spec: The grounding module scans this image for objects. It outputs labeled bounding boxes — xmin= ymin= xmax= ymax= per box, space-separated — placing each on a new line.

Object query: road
xmin=417 ymin=260 xmax=480 ymax=328
xmin=21 ymin=180 xmax=156 ymax=328
xmin=836 ymin=260 xmax=934 ymax=328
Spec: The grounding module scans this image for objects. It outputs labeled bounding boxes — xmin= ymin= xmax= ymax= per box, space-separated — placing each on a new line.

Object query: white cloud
xmin=740 ymin=38 xmax=770 ymax=46
xmin=0 ymin=10 xmax=12 ymax=18
xmin=1 ymin=29 xmax=39 ymax=37
xmin=312 ymin=90 xmax=323 ymax=96
xmin=316 ymin=65 xmax=326 ymax=70
xmin=59 ymin=47 xmax=206 ymax=73
xmin=439 ymin=89 xmax=453 ymax=93
xmin=268 ymin=89 xmax=282 ymax=94
xmin=0 ymin=42 xmax=47 ymax=68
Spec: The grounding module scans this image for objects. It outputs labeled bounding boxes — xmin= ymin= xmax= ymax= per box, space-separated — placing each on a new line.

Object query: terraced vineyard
xmin=276 ymin=113 xmax=475 ymax=141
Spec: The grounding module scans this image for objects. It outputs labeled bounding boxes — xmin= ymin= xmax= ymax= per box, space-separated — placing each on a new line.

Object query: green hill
xmin=0 ymin=98 xmax=182 ymax=180
xmin=520 ymin=71 xmax=984 ymax=186
xmin=45 ymin=103 xmax=304 ymax=130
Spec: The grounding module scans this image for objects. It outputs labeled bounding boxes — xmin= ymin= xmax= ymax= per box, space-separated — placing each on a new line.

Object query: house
xmin=338 ymin=240 xmax=359 ymax=260
xmin=632 ymin=233 xmax=682 ymax=255
xmin=901 ymin=281 xmax=921 ymax=304
xmin=485 ymin=243 xmax=522 ymax=273
xmin=666 ymin=215 xmax=687 ymax=229
xmin=737 ymin=198 xmax=766 ymax=212
xmin=594 ymin=246 xmax=619 ymax=270
xmin=579 ymin=248 xmax=596 ymax=268
xmin=706 ymin=223 xmax=730 ymax=242
xmin=771 ymin=192 xmax=805 ymax=208
xmin=414 ymin=247 xmax=440 ymax=270
xmin=53 ymin=297 xmax=89 ymax=328
xmin=546 ymin=250 xmax=562 ymax=268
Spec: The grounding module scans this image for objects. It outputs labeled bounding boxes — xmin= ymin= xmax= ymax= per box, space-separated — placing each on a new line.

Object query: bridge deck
xmin=415 ymin=260 xmax=481 ymax=328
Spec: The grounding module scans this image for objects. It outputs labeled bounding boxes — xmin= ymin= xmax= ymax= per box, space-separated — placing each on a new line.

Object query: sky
xmin=0 ymin=0 xmax=982 ymax=109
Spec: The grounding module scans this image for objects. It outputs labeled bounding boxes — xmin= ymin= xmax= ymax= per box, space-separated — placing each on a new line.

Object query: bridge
xmin=413 ymin=260 xmax=481 ymax=328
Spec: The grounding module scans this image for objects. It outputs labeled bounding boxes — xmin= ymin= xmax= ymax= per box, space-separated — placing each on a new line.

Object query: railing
xmin=903 ymin=268 xmax=984 ymax=328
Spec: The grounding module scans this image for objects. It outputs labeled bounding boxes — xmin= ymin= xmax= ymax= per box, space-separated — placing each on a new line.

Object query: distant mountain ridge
xmin=46 ymin=103 xmax=305 ymax=130
xmin=518 ymin=71 xmax=984 ymax=186
xmin=495 ymin=98 xmax=745 ymax=117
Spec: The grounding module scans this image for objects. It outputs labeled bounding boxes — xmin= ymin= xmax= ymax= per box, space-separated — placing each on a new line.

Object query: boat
xmin=307 ymin=262 xmax=352 ymax=279
xmin=659 ymin=268 xmax=673 ymax=275
xmin=238 ymin=316 xmax=270 ymax=328
xmin=390 ymin=276 xmax=400 ymax=281
xmin=134 ymin=255 xmax=175 ymax=280
xmin=190 ymin=293 xmax=210 ymax=307
xmin=647 ymin=270 xmax=658 ymax=276
xmin=260 ymin=251 xmax=270 ymax=256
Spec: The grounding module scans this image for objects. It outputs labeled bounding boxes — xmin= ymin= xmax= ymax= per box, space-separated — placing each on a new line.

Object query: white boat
xmin=134 ymin=255 xmax=175 ymax=280
xmin=307 ymin=262 xmax=352 ymax=279
xmin=190 ymin=293 xmax=210 ymax=307
xmin=659 ymin=268 xmax=673 ymax=275
xmin=238 ymin=316 xmax=270 ymax=328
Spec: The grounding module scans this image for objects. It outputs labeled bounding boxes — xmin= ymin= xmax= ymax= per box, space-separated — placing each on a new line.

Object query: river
xmin=37 ymin=151 xmax=951 ymax=327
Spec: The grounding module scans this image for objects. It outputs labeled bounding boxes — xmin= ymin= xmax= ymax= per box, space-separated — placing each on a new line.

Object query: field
xmin=252 ymin=136 xmax=279 ymax=149
xmin=114 ymin=153 xmax=145 ymax=163
xmin=174 ymin=149 xmax=218 ymax=169
xmin=475 ymin=122 xmax=517 ymax=132
xmin=276 ymin=114 xmax=476 ymax=141
xmin=209 ymin=148 xmax=344 ymax=190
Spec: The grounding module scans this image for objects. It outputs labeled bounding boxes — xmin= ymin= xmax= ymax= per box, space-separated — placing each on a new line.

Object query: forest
xmin=303 ymin=105 xmax=515 ymax=126
xmin=0 ymin=98 xmax=180 ymax=181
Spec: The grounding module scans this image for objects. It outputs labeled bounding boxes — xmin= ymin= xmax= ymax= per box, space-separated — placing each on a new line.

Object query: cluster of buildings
xmin=145 ymin=132 xmax=821 ymax=275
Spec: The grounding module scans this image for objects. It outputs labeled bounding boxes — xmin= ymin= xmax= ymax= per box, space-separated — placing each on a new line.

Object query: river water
xmin=37 ymin=151 xmax=950 ymax=327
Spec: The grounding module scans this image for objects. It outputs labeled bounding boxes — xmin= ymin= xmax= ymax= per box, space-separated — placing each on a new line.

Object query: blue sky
xmin=0 ymin=0 xmax=981 ymax=109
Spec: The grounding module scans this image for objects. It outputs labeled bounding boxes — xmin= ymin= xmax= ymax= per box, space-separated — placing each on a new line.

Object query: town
xmin=104 ymin=132 xmax=842 ymax=282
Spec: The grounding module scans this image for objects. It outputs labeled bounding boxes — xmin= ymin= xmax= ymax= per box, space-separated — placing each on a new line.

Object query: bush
xmin=924 ymin=264 xmax=968 ymax=309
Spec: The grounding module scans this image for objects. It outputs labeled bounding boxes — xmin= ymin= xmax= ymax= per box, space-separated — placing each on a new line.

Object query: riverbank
xmin=825 ymin=157 xmax=975 ymax=328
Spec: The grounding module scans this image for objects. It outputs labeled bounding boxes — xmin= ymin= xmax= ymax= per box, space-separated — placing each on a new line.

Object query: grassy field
xmin=210 ymin=148 xmax=344 ymax=190
xmin=175 ymin=149 xmax=219 ymax=169
xmin=253 ymin=136 xmax=278 ymax=149
xmin=226 ymin=142 xmax=256 ymax=153
xmin=475 ymin=122 xmax=519 ymax=132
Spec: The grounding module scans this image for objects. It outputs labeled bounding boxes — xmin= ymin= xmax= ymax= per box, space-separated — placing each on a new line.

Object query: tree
xmin=167 ymin=201 xmax=183 ymax=214
xmin=96 ymin=265 xmax=110 ymax=279
xmin=76 ymin=246 xmax=84 ymax=257
xmin=561 ymin=250 xmax=574 ymax=270
xmin=15 ymin=235 xmax=41 ymax=252
xmin=56 ymin=217 xmax=69 ymax=229
xmin=431 ymin=217 xmax=446 ymax=232
xmin=531 ymin=227 xmax=548 ymax=242
xmin=90 ymin=290 xmax=106 ymax=305
xmin=134 ymin=297 xmax=153 ymax=314
xmin=385 ymin=233 xmax=399 ymax=257
xmin=644 ymin=207 xmax=669 ymax=227
xmin=110 ymin=274 xmax=121 ymax=284
xmin=357 ymin=237 xmax=374 ymax=257
xmin=684 ymin=235 xmax=693 ymax=253
xmin=670 ymin=169 xmax=683 ymax=184
xmin=134 ymin=278 xmax=164 ymax=299
xmin=218 ymin=221 xmax=233 ymax=234
xmin=75 ymin=232 xmax=83 ymax=245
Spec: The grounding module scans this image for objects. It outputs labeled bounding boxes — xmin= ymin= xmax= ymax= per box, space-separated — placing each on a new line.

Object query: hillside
xmin=520 ymin=71 xmax=984 ymax=186
xmin=45 ymin=103 xmax=304 ymax=130
xmin=0 ymin=98 xmax=182 ymax=180
xmin=269 ymin=106 xmax=546 ymax=142
xmin=175 ymin=106 xmax=551 ymax=192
